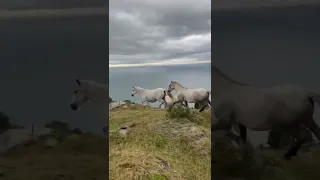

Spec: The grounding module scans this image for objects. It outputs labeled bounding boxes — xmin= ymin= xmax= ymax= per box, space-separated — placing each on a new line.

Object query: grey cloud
xmin=109 ymin=0 xmax=211 ymax=64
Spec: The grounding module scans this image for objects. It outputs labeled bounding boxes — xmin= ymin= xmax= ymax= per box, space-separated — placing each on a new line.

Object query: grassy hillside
xmin=109 ymin=104 xmax=211 ymax=180
xmin=0 ymin=133 xmax=107 ymax=180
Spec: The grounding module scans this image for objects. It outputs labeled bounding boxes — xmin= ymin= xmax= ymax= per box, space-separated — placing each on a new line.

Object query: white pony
xmin=211 ymin=66 xmax=320 ymax=160
xmin=167 ymin=81 xmax=211 ymax=112
xmin=70 ymin=79 xmax=109 ymax=135
xmin=131 ymin=86 xmax=167 ymax=108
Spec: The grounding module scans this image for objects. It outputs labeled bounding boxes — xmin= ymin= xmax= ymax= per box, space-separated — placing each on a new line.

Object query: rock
xmin=120 ymin=122 xmax=136 ymax=129
xmin=44 ymin=138 xmax=58 ymax=148
xmin=118 ymin=127 xmax=129 ymax=136
xmin=109 ymin=101 xmax=126 ymax=110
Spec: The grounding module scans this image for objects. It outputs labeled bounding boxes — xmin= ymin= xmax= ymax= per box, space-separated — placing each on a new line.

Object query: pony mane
xmin=212 ymin=66 xmax=248 ymax=86
xmin=134 ymin=86 xmax=145 ymax=90
xmin=171 ymin=81 xmax=187 ymax=88
xmin=80 ymin=80 xmax=109 ymax=90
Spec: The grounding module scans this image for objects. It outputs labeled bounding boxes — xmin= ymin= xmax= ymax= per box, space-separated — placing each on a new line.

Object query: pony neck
xmin=173 ymin=83 xmax=186 ymax=92
xmin=212 ymin=66 xmax=248 ymax=96
xmin=135 ymin=87 xmax=145 ymax=94
xmin=87 ymin=86 xmax=109 ymax=109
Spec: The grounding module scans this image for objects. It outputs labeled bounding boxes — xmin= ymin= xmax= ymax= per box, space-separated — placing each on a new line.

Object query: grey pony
xmin=211 ymin=66 xmax=320 ymax=160
xmin=70 ymin=79 xmax=109 ymax=134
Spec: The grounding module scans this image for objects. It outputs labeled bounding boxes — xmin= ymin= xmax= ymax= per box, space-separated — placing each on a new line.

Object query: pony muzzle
xmin=70 ymin=103 xmax=78 ymax=111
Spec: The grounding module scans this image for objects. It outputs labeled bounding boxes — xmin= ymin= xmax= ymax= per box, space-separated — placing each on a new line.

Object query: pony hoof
xmin=283 ymin=151 xmax=296 ymax=160
xmin=283 ymin=154 xmax=291 ymax=161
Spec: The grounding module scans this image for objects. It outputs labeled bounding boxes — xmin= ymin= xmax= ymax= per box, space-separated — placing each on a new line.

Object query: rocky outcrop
xmin=109 ymin=101 xmax=127 ymax=110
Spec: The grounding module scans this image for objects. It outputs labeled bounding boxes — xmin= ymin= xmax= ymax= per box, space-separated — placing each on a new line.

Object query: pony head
xmin=131 ymin=86 xmax=137 ymax=96
xmin=70 ymin=79 xmax=89 ymax=111
xmin=168 ymin=81 xmax=176 ymax=92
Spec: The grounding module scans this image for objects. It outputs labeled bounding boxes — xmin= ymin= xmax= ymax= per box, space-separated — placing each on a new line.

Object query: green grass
xmin=109 ymin=104 xmax=211 ymax=180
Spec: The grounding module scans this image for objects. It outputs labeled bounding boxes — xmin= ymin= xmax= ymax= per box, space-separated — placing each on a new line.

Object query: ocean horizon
xmin=109 ymin=63 xmax=211 ymax=107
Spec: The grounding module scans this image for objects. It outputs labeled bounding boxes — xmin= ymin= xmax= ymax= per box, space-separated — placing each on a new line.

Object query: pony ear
xmin=76 ymin=79 xmax=81 ymax=85
xmin=170 ymin=81 xmax=173 ymax=83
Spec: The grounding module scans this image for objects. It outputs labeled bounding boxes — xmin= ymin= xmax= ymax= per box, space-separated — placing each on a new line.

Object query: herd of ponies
xmin=130 ymin=81 xmax=211 ymax=112
xmin=69 ymin=66 xmax=320 ymax=161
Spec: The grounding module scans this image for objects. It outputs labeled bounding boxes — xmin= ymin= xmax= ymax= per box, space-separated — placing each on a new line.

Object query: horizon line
xmin=109 ymin=59 xmax=211 ymax=68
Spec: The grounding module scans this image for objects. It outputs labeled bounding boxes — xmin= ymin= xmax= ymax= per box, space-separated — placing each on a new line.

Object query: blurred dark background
xmin=0 ymin=1 xmax=108 ymax=133
xmin=212 ymin=3 xmax=320 ymax=145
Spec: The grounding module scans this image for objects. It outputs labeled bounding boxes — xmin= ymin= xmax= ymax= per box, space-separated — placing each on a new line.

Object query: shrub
xmin=72 ymin=128 xmax=83 ymax=135
xmin=166 ymin=105 xmax=193 ymax=120
xmin=212 ymin=138 xmax=269 ymax=179
xmin=0 ymin=111 xmax=10 ymax=132
xmin=124 ymin=100 xmax=134 ymax=104
xmin=45 ymin=120 xmax=71 ymax=133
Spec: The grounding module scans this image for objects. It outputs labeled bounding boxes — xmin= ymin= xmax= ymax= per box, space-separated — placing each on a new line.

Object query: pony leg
xmin=303 ymin=118 xmax=320 ymax=141
xmin=159 ymin=101 xmax=164 ymax=108
xmin=206 ymin=99 xmax=211 ymax=107
xmin=284 ymin=101 xmax=318 ymax=160
xmin=238 ymin=124 xmax=247 ymax=146
xmin=267 ymin=124 xmax=285 ymax=149
xmin=163 ymin=99 xmax=168 ymax=109
xmin=226 ymin=132 xmax=241 ymax=144
xmin=173 ymin=100 xmax=182 ymax=106
xmin=160 ymin=100 xmax=167 ymax=109
xmin=284 ymin=124 xmax=308 ymax=160
xmin=212 ymin=116 xmax=240 ymax=145
xmin=199 ymin=101 xmax=209 ymax=112
xmin=199 ymin=98 xmax=212 ymax=112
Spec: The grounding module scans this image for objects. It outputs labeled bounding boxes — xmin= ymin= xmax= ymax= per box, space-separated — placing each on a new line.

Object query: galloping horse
xmin=167 ymin=81 xmax=211 ymax=112
xmin=131 ymin=86 xmax=167 ymax=108
xmin=211 ymin=66 xmax=320 ymax=160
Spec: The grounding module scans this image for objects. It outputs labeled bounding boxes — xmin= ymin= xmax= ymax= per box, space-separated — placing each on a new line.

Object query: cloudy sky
xmin=109 ymin=0 xmax=211 ymax=67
